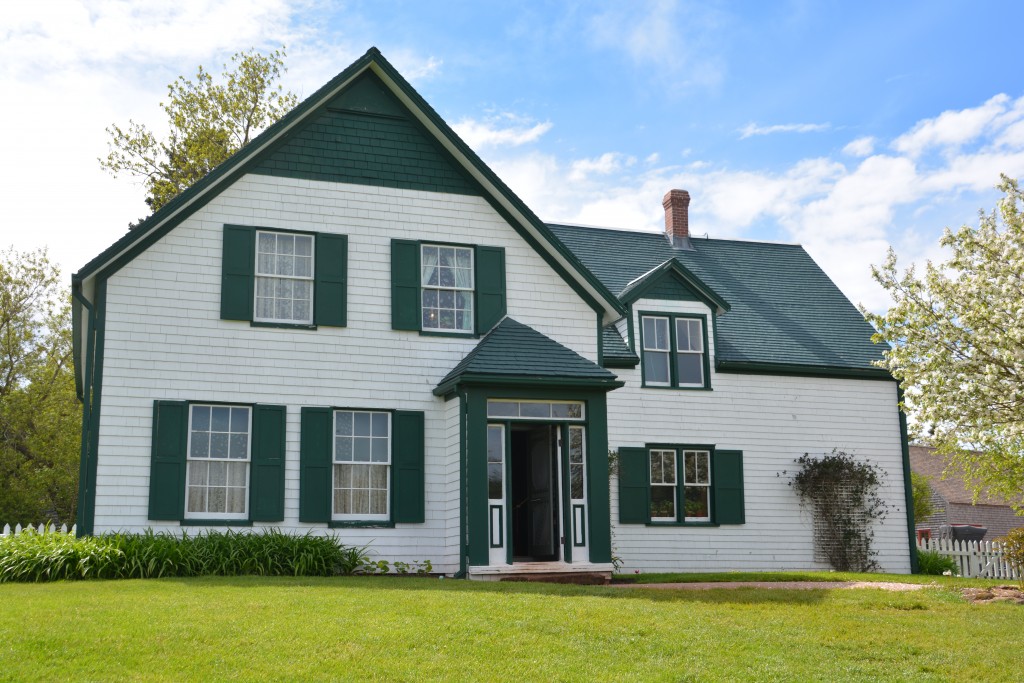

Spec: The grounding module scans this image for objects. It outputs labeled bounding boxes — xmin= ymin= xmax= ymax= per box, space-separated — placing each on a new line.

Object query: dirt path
xmin=616 ymin=580 xmax=928 ymax=591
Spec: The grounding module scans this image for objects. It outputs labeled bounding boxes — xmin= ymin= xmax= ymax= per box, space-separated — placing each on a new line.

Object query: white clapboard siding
xmin=92 ymin=176 xmax=598 ymax=575
xmin=607 ymin=298 xmax=911 ymax=574
xmin=917 ymin=538 xmax=1020 ymax=579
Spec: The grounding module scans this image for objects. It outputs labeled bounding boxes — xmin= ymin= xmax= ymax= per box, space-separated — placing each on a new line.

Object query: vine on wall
xmin=786 ymin=450 xmax=888 ymax=572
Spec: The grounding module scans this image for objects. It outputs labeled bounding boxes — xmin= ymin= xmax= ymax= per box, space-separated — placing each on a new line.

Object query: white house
xmin=72 ymin=48 xmax=916 ymax=580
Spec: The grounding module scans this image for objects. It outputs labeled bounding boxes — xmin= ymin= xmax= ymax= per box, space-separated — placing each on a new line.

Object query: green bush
xmin=916 ymin=548 xmax=958 ymax=576
xmin=997 ymin=527 xmax=1024 ymax=589
xmin=0 ymin=528 xmax=358 ymax=583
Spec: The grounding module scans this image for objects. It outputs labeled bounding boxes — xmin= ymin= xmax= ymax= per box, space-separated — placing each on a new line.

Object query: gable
xmin=252 ymin=71 xmax=481 ymax=196
xmin=642 ymin=274 xmax=700 ymax=302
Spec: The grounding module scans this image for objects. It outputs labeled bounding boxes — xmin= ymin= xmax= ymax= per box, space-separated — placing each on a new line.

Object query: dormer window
xmin=640 ymin=313 xmax=710 ymax=389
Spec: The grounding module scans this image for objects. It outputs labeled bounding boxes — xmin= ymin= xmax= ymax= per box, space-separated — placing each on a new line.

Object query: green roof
xmin=602 ymin=325 xmax=638 ymax=366
xmin=548 ymin=224 xmax=888 ymax=376
xmin=434 ymin=318 xmax=622 ymax=395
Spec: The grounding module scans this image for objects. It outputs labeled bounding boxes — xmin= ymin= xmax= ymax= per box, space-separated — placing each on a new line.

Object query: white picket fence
xmin=917 ymin=537 xmax=1020 ymax=579
xmin=1 ymin=523 xmax=77 ymax=537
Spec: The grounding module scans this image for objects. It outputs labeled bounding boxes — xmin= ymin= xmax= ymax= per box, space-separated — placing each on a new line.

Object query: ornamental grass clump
xmin=787 ymin=450 xmax=888 ymax=572
xmin=0 ymin=528 xmax=354 ymax=583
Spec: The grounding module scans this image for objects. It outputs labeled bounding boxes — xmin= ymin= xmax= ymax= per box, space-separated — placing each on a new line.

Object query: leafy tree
xmin=866 ymin=175 xmax=1024 ymax=514
xmin=0 ymin=248 xmax=79 ymax=524
xmin=100 ymin=48 xmax=298 ymax=214
xmin=911 ymin=472 xmax=935 ymax=523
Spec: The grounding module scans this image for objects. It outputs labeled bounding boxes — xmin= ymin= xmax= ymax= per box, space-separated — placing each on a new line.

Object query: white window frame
xmin=185 ymin=404 xmax=251 ymax=521
xmin=420 ymin=244 xmax=474 ymax=333
xmin=675 ymin=318 xmax=705 ymax=388
xmin=649 ymin=449 xmax=678 ymax=522
xmin=486 ymin=400 xmax=585 ymax=421
xmin=254 ymin=230 xmax=315 ymax=325
xmin=682 ymin=450 xmax=712 ymax=522
xmin=641 ymin=316 xmax=672 ymax=386
xmin=332 ymin=410 xmax=392 ymax=522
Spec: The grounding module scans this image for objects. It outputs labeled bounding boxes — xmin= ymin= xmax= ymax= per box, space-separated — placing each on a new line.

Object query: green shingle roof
xmin=602 ymin=325 xmax=638 ymax=366
xmin=434 ymin=318 xmax=622 ymax=395
xmin=547 ymin=224 xmax=887 ymax=375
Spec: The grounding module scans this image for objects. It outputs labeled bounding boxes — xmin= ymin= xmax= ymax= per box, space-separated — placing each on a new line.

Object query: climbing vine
xmin=787 ymin=450 xmax=888 ymax=572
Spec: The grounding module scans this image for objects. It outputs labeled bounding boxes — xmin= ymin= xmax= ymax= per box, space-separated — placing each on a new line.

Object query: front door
xmin=512 ymin=424 xmax=559 ymax=561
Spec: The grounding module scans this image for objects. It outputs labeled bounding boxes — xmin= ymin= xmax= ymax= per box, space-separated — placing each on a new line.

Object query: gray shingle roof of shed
xmin=547 ymin=223 xmax=887 ymax=373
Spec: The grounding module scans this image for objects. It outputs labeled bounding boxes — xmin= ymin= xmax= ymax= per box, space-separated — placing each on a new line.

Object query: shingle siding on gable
xmin=91 ymin=175 xmax=597 ymax=573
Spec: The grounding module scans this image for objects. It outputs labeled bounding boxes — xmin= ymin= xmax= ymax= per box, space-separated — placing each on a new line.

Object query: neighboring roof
xmin=910 ymin=445 xmax=1023 ymax=508
xmin=602 ymin=325 xmax=638 ymax=366
xmin=548 ymin=223 xmax=889 ymax=376
xmin=434 ymin=318 xmax=622 ymax=395
xmin=73 ymin=47 xmax=623 ymax=322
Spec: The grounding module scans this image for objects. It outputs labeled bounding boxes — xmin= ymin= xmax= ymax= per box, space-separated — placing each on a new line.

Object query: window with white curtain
xmin=421 ymin=244 xmax=473 ymax=332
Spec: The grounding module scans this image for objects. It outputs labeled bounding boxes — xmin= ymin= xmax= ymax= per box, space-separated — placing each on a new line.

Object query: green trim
xmin=645 ymin=443 xmax=716 ymax=526
xmin=73 ymin=284 xmax=95 ymax=534
xmin=626 ymin=304 xmax=635 ymax=353
xmin=620 ymin=259 xmax=730 ymax=313
xmin=457 ymin=390 xmax=469 ymax=578
xmin=638 ymin=311 xmax=712 ymax=390
xmin=715 ymin=360 xmax=894 ymax=381
xmin=603 ymin=357 xmax=639 ymax=368
xmin=489 ymin=504 xmax=503 ymax=549
xmin=71 ymin=288 xmax=83 ymax=400
xmin=646 ymin=522 xmax=720 ymax=528
xmin=897 ymin=386 xmax=920 ymax=573
xmin=180 ymin=520 xmax=254 ymax=527
xmin=560 ymin=423 xmax=573 ymax=564
xmin=328 ymin=521 xmax=396 ymax=529
xmin=596 ymin=314 xmax=604 ymax=367
xmin=249 ymin=321 xmax=318 ymax=330
xmin=434 ymin=373 xmax=623 ymax=397
xmin=76 ymin=278 xmax=107 ymax=536
xmin=419 ymin=330 xmax=478 ymax=339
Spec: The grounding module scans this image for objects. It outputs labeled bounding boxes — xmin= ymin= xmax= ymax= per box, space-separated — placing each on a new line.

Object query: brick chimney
xmin=662 ymin=189 xmax=693 ymax=249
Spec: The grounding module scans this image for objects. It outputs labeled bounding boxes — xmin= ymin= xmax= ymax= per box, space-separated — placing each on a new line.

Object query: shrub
xmin=0 ymin=528 xmax=356 ymax=583
xmin=916 ymin=549 xmax=958 ymax=576
xmin=997 ymin=527 xmax=1024 ymax=589
xmin=787 ymin=450 xmax=888 ymax=572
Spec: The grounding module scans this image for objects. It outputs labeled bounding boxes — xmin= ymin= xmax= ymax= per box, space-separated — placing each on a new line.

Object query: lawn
xmin=1 ymin=576 xmax=1021 ymax=682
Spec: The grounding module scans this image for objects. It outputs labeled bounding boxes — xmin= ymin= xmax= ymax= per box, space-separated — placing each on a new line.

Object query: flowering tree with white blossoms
xmin=865 ymin=175 xmax=1024 ymax=514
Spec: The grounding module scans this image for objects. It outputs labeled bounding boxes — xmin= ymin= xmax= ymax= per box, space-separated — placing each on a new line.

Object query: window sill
xmin=419 ymin=330 xmax=478 ymax=339
xmin=640 ymin=384 xmax=713 ymax=391
xmin=328 ymin=520 xmax=396 ymax=529
xmin=181 ymin=519 xmax=254 ymax=527
xmin=250 ymin=321 xmax=319 ymax=330
xmin=644 ymin=521 xmax=720 ymax=528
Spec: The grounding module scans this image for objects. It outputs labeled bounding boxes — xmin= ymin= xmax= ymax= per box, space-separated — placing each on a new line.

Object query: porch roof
xmin=433 ymin=318 xmax=622 ymax=396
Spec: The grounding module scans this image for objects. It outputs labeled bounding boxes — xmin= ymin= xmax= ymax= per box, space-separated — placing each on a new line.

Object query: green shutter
xmin=391 ymin=239 xmax=420 ymax=331
xmin=315 ymin=233 xmax=347 ymax=327
xmin=713 ymin=450 xmax=745 ymax=524
xmin=392 ymin=410 xmax=425 ymax=523
xmin=299 ymin=407 xmax=332 ymax=523
xmin=618 ymin=447 xmax=650 ymax=524
xmin=221 ymin=225 xmax=255 ymax=321
xmin=148 ymin=400 xmax=188 ymax=521
xmin=475 ymin=246 xmax=506 ymax=333
xmin=250 ymin=405 xmax=286 ymax=522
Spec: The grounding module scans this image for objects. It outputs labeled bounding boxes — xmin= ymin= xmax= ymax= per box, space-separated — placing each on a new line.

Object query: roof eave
xmin=433 ymin=373 xmax=624 ymax=396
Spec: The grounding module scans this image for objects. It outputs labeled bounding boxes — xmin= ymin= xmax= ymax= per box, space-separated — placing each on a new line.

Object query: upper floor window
xmin=640 ymin=313 xmax=709 ymax=389
xmin=255 ymin=231 xmax=314 ymax=325
xmin=421 ymin=244 xmax=474 ymax=332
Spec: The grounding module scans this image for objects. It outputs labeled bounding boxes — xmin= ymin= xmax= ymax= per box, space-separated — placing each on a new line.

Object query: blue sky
xmin=4 ymin=0 xmax=1024 ymax=310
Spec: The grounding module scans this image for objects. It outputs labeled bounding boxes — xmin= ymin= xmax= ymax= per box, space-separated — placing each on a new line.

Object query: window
xmin=421 ymin=244 xmax=474 ymax=332
xmin=186 ymin=405 xmax=251 ymax=519
xmin=682 ymin=450 xmax=711 ymax=521
xmin=640 ymin=313 xmax=709 ymax=388
xmin=255 ymin=231 xmax=314 ymax=324
xmin=333 ymin=410 xmax=391 ymax=520
xmin=649 ymin=449 xmax=677 ymax=520
xmin=486 ymin=400 xmax=585 ymax=420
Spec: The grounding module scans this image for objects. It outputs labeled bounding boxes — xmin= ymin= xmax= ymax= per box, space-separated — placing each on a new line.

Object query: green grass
xmin=1 ymin=576 xmax=1022 ymax=682
xmin=612 ymin=570 xmax=1010 ymax=588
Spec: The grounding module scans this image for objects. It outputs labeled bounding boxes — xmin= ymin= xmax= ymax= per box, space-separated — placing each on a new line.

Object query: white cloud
xmin=843 ymin=136 xmax=875 ymax=157
xmin=891 ymin=94 xmax=1017 ymax=156
xmin=568 ymin=153 xmax=636 ymax=181
xmin=739 ymin=122 xmax=830 ymax=139
xmin=452 ymin=116 xmax=553 ymax=149
xmin=645 ymin=152 xmax=661 ymax=164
